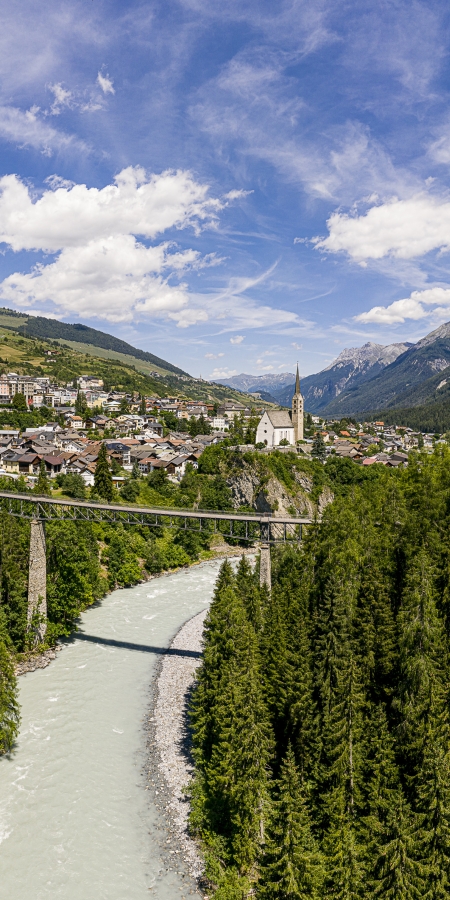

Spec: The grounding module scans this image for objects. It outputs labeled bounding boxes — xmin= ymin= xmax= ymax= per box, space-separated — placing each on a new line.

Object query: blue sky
xmin=1 ymin=0 xmax=450 ymax=377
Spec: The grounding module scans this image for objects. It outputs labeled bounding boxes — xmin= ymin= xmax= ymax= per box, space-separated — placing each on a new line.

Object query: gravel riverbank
xmin=146 ymin=607 xmax=207 ymax=886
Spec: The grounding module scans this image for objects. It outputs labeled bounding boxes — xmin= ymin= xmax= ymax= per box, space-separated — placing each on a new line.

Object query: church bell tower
xmin=291 ymin=363 xmax=304 ymax=442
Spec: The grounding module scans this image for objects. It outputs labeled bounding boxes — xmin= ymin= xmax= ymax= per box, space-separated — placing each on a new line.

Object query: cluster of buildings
xmin=313 ymin=422 xmax=442 ymax=466
xmin=0 ymin=418 xmax=225 ymax=486
xmin=0 ymin=370 xmax=263 ymax=428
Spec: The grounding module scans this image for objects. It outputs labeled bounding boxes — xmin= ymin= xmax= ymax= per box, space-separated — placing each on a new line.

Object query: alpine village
xmin=0 ymin=306 xmax=450 ymax=897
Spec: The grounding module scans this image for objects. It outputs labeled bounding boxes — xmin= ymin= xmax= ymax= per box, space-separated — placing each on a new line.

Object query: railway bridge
xmin=0 ymin=490 xmax=312 ymax=642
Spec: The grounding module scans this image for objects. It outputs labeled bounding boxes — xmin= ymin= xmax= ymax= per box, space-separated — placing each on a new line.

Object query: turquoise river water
xmin=0 ymin=559 xmax=226 ymax=900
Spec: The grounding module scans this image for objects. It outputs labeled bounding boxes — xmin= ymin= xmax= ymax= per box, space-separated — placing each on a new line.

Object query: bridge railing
xmin=0 ymin=490 xmax=312 ymax=544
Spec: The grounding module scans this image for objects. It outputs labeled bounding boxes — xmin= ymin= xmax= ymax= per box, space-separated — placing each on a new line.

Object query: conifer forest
xmin=190 ymin=448 xmax=450 ymax=899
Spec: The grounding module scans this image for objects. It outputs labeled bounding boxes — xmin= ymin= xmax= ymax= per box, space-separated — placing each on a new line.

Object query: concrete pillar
xmin=260 ymin=544 xmax=271 ymax=590
xmin=28 ymin=518 xmax=47 ymax=644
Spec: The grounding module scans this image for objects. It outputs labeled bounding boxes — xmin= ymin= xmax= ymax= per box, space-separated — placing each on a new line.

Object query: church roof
xmin=266 ymin=410 xmax=294 ymax=428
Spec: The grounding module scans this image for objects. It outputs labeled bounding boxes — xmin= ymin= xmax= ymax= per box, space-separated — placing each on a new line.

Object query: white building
xmin=256 ymin=410 xmax=295 ymax=447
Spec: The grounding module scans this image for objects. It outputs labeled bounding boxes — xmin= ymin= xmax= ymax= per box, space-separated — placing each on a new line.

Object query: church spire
xmin=295 ymin=362 xmax=300 ymax=394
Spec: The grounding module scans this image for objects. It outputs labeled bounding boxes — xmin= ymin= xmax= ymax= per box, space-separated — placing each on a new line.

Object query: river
xmin=0 ymin=559 xmax=226 ymax=900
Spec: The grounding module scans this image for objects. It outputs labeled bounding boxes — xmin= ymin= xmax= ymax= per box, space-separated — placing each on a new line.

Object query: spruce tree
xmin=416 ymin=737 xmax=450 ymax=899
xmin=260 ymin=586 xmax=289 ymax=756
xmin=259 ymin=744 xmax=324 ymax=900
xmin=235 ymin=555 xmax=262 ymax=632
xmin=321 ymin=655 xmax=365 ymax=900
xmin=311 ymin=433 xmax=326 ymax=462
xmin=370 ymin=791 xmax=424 ymax=900
xmin=93 ymin=443 xmax=114 ymax=502
xmin=0 ymin=641 xmax=20 ymax=754
xmin=206 ymin=616 xmax=272 ymax=873
xmin=35 ymin=458 xmax=51 ymax=495
xmin=396 ymin=549 xmax=448 ymax=781
xmin=75 ymin=390 xmax=87 ymax=417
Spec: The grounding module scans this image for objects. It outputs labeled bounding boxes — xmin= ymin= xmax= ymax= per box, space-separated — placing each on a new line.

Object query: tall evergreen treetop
xmin=93 ymin=442 xmax=114 ymax=502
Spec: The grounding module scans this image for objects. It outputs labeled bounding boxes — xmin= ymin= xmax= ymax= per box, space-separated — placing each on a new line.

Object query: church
xmin=255 ymin=365 xmax=304 ymax=447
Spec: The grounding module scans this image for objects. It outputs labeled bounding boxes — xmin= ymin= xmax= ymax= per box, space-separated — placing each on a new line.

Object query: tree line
xmin=190 ymin=446 xmax=450 ymax=899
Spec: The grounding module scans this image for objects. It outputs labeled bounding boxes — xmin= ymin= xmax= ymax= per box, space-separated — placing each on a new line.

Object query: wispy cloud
xmin=97 ymin=71 xmax=115 ymax=95
xmin=0 ymin=104 xmax=88 ymax=156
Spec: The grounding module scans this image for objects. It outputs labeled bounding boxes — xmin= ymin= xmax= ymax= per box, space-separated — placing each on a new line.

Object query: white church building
xmin=255 ymin=365 xmax=304 ymax=448
xmin=256 ymin=409 xmax=295 ymax=447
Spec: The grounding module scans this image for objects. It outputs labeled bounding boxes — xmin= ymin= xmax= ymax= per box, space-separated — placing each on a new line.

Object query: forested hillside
xmin=190 ymin=447 xmax=450 ymax=899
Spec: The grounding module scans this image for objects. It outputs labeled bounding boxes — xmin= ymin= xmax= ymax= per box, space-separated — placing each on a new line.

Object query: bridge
xmin=0 ymin=490 xmax=313 ymax=643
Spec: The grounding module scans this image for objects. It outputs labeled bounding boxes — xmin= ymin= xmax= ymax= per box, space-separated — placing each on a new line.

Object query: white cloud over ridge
xmin=318 ymin=194 xmax=450 ymax=261
xmin=355 ymin=287 xmax=450 ymax=325
xmin=0 ymin=167 xmax=222 ymax=323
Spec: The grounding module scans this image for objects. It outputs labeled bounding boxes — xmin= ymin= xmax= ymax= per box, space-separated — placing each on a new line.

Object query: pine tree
xmin=285 ymin=607 xmax=317 ymax=783
xmin=396 ymin=549 xmax=448 ymax=780
xmin=261 ymin=586 xmax=289 ymax=755
xmin=139 ymin=396 xmax=147 ymax=415
xmin=370 ymin=791 xmax=424 ymax=900
xmin=75 ymin=390 xmax=87 ymax=417
xmin=0 ymin=640 xmax=20 ymax=754
xmin=321 ymin=655 xmax=365 ymax=900
xmin=311 ymin=433 xmax=326 ymax=461
xmin=259 ymin=744 xmax=324 ymax=900
xmin=93 ymin=443 xmax=114 ymax=502
xmin=207 ymin=617 xmax=273 ymax=873
xmin=235 ymin=555 xmax=262 ymax=632
xmin=416 ymin=737 xmax=450 ymax=899
xmin=361 ymin=704 xmax=420 ymax=896
xmin=35 ymin=458 xmax=51 ymax=495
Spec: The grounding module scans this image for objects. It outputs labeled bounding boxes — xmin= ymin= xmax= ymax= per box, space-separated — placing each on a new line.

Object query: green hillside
xmin=0 ymin=314 xmax=271 ymax=409
xmin=0 ymin=308 xmax=187 ymax=377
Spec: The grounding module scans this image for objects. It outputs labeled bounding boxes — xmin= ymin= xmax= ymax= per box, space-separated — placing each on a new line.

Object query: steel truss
xmin=0 ymin=490 xmax=312 ymax=544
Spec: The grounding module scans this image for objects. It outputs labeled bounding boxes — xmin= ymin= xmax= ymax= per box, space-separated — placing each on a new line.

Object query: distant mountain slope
xmin=322 ymin=323 xmax=450 ymax=416
xmin=0 ymin=308 xmax=188 ymax=377
xmin=276 ymin=342 xmax=411 ymax=411
xmin=215 ymin=372 xmax=295 ymax=395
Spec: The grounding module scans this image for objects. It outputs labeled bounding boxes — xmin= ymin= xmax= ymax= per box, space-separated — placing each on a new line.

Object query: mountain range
xmin=216 ymin=322 xmax=450 ymax=418
xmin=215 ymin=372 xmax=295 ymax=402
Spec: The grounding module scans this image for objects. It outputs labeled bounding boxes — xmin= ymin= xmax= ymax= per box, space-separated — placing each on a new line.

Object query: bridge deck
xmin=0 ymin=490 xmax=313 ymax=543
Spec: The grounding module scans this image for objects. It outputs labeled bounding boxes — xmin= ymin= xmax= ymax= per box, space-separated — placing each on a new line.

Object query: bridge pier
xmin=27 ymin=518 xmax=47 ymax=644
xmin=260 ymin=544 xmax=271 ymax=590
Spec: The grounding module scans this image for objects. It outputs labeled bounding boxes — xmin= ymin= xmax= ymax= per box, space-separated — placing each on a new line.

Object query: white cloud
xmin=355 ymin=287 xmax=450 ymax=325
xmin=0 ymin=104 xmax=87 ymax=156
xmin=205 ymin=352 xmax=224 ymax=358
xmin=0 ymin=167 xmax=221 ymax=252
xmin=317 ymin=194 xmax=450 ymax=261
xmin=224 ymin=189 xmax=253 ymax=201
xmin=97 ymin=71 xmax=115 ymax=95
xmin=0 ymin=167 xmax=222 ymax=323
xmin=211 ymin=367 xmax=237 ymax=379
xmin=48 ymin=83 xmax=73 ymax=115
xmin=230 ymin=334 xmax=244 ymax=344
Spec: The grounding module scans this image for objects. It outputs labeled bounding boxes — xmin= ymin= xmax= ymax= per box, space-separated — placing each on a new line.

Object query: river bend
xmin=0 ymin=559 xmax=225 ymax=900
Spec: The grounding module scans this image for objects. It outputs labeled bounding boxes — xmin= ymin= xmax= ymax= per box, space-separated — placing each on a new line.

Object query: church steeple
xmin=292 ymin=362 xmax=304 ymax=443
